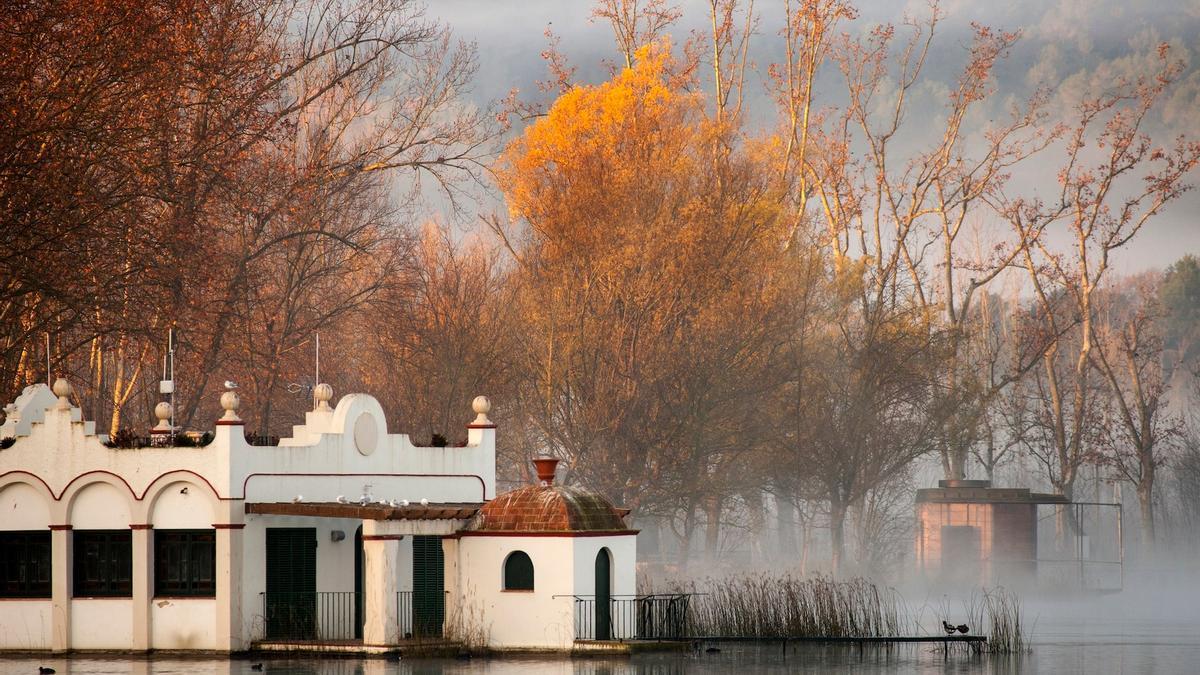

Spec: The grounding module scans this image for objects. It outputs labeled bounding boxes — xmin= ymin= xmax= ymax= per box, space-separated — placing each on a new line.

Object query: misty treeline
xmin=3 ymin=0 xmax=1200 ymax=576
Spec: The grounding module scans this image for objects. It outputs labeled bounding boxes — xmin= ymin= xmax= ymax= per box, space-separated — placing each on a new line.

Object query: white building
xmin=0 ymin=379 xmax=637 ymax=653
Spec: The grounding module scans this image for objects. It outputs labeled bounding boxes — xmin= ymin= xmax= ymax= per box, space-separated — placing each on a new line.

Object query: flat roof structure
xmin=915 ymin=479 xmax=1069 ymax=505
xmin=245 ymin=502 xmax=482 ymax=520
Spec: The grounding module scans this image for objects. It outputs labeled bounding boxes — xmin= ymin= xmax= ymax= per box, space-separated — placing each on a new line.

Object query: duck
xmin=705 ymin=646 xmax=721 ymax=653
xmin=38 ymin=668 xmax=56 ymax=675
xmin=942 ymin=620 xmax=957 ymax=634
xmin=250 ymin=664 xmax=263 ymax=671
xmin=957 ymin=624 xmax=970 ymax=634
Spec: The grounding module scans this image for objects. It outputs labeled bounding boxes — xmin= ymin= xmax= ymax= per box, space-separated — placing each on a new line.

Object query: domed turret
xmin=465 ymin=457 xmax=630 ymax=533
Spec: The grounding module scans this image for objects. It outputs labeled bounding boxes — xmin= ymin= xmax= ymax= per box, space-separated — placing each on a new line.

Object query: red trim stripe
xmin=453 ymin=530 xmax=637 ymax=538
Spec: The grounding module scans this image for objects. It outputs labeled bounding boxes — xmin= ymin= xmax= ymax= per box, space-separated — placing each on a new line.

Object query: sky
xmin=427 ymin=0 xmax=1200 ymax=275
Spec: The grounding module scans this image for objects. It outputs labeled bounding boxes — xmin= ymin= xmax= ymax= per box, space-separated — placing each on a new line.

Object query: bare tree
xmin=996 ymin=45 xmax=1199 ymax=536
xmin=1093 ymin=274 xmax=1181 ymax=548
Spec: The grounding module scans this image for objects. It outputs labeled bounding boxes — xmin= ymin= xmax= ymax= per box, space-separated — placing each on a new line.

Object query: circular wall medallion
xmin=353 ymin=412 xmax=378 ymax=456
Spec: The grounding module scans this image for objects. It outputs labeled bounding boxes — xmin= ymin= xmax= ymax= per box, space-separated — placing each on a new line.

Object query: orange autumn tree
xmin=494 ymin=42 xmax=790 ymax=558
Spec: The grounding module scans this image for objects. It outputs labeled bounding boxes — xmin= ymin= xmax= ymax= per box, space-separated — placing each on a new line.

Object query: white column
xmin=441 ymin=537 xmax=460 ymax=638
xmin=214 ymin=523 xmax=245 ymax=650
xmin=50 ymin=526 xmax=72 ymax=652
xmin=131 ymin=525 xmax=153 ymax=649
xmin=362 ymin=520 xmax=401 ymax=646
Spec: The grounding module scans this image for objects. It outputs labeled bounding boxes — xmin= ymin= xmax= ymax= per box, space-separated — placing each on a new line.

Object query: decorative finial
xmin=313 ymin=383 xmax=333 ymax=412
xmin=150 ymin=400 xmax=174 ymax=445
xmin=52 ymin=377 xmax=72 ymax=410
xmin=153 ymin=402 xmax=172 ymax=430
xmin=532 ymin=455 xmax=560 ymax=487
xmin=219 ymin=389 xmax=241 ymax=424
xmin=470 ymin=395 xmax=492 ymax=427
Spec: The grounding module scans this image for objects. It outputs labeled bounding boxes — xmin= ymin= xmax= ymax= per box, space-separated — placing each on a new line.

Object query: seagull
xmin=942 ymin=620 xmax=957 ymax=635
xmin=957 ymin=624 xmax=969 ymax=634
xmin=336 ymin=495 xmax=347 ymax=504
xmin=420 ymin=498 xmax=429 ymax=506
xmin=291 ymin=495 xmax=303 ymax=503
xmin=399 ymin=499 xmax=409 ymax=507
xmin=224 ymin=380 xmax=238 ymax=390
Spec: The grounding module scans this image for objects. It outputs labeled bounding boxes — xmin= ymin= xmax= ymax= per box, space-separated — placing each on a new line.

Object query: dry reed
xmin=964 ymin=587 xmax=1029 ymax=654
xmin=673 ymin=575 xmax=906 ymax=638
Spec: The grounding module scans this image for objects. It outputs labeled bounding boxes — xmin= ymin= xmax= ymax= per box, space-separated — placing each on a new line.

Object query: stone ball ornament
xmin=314 ymin=383 xmax=334 ymax=411
xmin=219 ymin=389 xmax=242 ymax=423
xmin=53 ymin=377 xmax=72 ymax=409
xmin=154 ymin=401 xmax=173 ymax=430
xmin=470 ymin=395 xmax=493 ymax=427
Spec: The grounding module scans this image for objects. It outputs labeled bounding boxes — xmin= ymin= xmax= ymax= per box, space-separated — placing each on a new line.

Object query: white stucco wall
xmin=71 ymin=599 xmax=133 ymax=648
xmin=149 ymin=480 xmax=216 ymax=529
xmin=572 ymin=536 xmax=637 ymax=598
xmin=240 ymin=514 xmax=363 ymax=641
xmin=152 ymin=599 xmax=216 ymax=650
xmin=0 ymin=482 xmax=51 ymax=529
xmin=572 ymin=535 xmax=638 ymax=640
xmin=0 ymin=601 xmax=51 ymax=650
xmin=455 ymin=536 xmax=578 ymax=649
xmin=70 ymin=481 xmax=132 ymax=529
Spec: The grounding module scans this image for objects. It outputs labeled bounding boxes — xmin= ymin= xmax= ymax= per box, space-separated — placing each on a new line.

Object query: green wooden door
xmin=412 ymin=535 xmax=444 ymax=637
xmin=265 ymin=528 xmax=317 ymax=639
xmin=595 ymin=548 xmax=612 ymax=640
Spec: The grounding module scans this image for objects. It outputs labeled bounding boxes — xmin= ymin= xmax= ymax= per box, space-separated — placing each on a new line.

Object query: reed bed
xmin=678 ymin=575 xmax=906 ymax=638
xmin=964 ymin=587 xmax=1029 ymax=654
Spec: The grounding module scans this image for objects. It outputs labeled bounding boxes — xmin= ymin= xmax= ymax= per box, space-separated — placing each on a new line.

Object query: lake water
xmin=4 ymin=590 xmax=1198 ymax=674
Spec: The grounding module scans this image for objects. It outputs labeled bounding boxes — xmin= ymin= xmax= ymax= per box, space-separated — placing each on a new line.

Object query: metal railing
xmin=395 ymin=591 xmax=414 ymax=639
xmin=573 ymin=594 xmax=691 ymax=641
xmin=261 ymin=591 xmax=361 ymax=641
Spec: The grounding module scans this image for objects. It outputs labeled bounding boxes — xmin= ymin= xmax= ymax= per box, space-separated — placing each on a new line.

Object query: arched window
xmin=503 ymin=550 xmax=534 ymax=590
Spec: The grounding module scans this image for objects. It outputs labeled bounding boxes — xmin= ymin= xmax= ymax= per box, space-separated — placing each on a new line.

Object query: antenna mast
xmin=160 ymin=328 xmax=176 ymax=432
xmin=168 ymin=328 xmax=175 ymax=431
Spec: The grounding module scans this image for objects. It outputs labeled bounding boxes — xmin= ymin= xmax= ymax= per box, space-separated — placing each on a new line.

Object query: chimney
xmin=532 ymin=456 xmax=559 ymax=486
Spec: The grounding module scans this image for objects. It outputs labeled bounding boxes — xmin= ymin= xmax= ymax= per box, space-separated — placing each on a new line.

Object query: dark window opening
xmin=503 ymin=550 xmax=534 ymax=590
xmin=155 ymin=529 xmax=216 ymax=597
xmin=0 ymin=531 xmax=52 ymax=598
xmin=73 ymin=530 xmax=132 ymax=597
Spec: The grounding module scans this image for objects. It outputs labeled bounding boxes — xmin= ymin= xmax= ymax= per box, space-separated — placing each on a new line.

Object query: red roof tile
xmin=465 ymin=485 xmax=631 ymax=533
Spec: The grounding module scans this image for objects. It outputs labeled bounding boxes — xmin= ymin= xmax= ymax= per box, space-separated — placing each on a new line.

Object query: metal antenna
xmin=168 ymin=328 xmax=175 ymax=432
xmin=45 ymin=333 xmax=50 ymax=385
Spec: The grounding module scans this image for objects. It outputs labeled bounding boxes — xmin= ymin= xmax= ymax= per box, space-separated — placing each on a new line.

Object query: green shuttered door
xmin=265 ymin=528 xmax=317 ymax=639
xmin=412 ymin=535 xmax=444 ymax=637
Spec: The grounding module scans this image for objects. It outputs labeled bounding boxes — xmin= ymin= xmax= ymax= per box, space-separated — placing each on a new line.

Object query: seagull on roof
xmin=224 ymin=380 xmax=238 ymax=390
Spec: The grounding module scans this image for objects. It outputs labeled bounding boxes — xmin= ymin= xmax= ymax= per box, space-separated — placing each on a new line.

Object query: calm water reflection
xmin=5 ymin=592 xmax=1199 ymax=675
xmin=2 ymin=638 xmax=1198 ymax=675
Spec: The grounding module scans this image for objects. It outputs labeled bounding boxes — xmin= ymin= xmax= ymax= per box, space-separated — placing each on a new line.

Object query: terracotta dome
xmin=465 ymin=485 xmax=631 ymax=533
